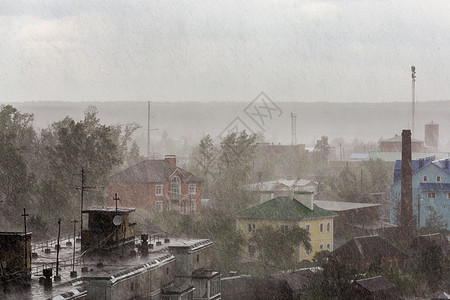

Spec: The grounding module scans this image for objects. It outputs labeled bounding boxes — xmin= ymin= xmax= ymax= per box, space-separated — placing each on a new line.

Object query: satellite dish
xmin=113 ymin=215 xmax=122 ymax=226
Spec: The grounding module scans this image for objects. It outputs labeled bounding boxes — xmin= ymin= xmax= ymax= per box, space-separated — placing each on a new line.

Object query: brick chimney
xmin=400 ymin=130 xmax=414 ymax=232
xmin=165 ymin=155 xmax=177 ymax=166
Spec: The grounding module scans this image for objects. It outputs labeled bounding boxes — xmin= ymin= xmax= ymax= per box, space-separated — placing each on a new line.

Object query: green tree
xmin=249 ymin=225 xmax=311 ymax=276
xmin=213 ymin=131 xmax=258 ymax=212
xmin=313 ymin=136 xmax=330 ymax=165
xmin=425 ymin=207 xmax=448 ymax=232
xmin=41 ymin=106 xmax=139 ymax=214
xmin=0 ymin=105 xmax=38 ymax=222
xmin=419 ymin=242 xmax=447 ymax=292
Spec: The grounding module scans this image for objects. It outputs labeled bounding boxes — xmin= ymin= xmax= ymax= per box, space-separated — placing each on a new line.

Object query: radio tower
xmin=411 ymin=66 xmax=416 ymax=137
xmin=291 ymin=113 xmax=297 ymax=145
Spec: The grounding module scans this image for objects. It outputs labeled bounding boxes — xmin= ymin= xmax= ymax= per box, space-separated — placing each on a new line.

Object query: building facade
xmin=236 ymin=194 xmax=337 ymax=261
xmin=390 ymin=158 xmax=450 ymax=229
xmin=108 ymin=155 xmax=203 ymax=215
xmin=380 ymin=135 xmax=425 ymax=152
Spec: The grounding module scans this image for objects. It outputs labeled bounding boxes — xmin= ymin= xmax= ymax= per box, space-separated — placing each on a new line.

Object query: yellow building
xmin=236 ymin=194 xmax=337 ymax=261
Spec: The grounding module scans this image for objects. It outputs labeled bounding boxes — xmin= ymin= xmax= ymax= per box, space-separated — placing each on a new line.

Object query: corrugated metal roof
xmin=314 ymin=200 xmax=379 ymax=212
xmin=235 ymin=196 xmax=336 ymax=220
xmin=247 ymin=179 xmax=317 ymax=192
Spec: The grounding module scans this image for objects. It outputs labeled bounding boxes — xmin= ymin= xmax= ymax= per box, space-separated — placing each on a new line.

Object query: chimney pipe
xmin=164 ymin=155 xmax=176 ymax=166
xmin=401 ymin=130 xmax=414 ymax=233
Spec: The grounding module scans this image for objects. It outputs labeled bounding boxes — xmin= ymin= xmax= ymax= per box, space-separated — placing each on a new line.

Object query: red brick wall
xmin=379 ymin=141 xmax=424 ymax=152
xmin=107 ymin=179 xmax=202 ymax=215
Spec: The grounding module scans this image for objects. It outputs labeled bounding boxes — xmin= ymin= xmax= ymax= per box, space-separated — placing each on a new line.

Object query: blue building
xmin=390 ymin=157 xmax=450 ymax=229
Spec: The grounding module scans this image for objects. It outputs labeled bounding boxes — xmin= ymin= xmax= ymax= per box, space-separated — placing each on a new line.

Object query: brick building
xmin=107 ymin=155 xmax=203 ymax=214
xmin=379 ymin=135 xmax=425 ymax=152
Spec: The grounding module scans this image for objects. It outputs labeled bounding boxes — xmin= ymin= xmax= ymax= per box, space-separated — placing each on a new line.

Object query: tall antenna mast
xmin=411 ymin=66 xmax=416 ymax=137
xmin=290 ymin=113 xmax=297 ymax=145
xmin=147 ymin=101 xmax=151 ymax=158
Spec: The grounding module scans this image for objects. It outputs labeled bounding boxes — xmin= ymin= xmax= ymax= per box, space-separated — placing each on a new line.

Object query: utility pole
xmin=75 ymin=168 xmax=95 ymax=231
xmin=55 ymin=218 xmax=61 ymax=282
xmin=147 ymin=101 xmax=159 ymax=158
xmin=147 ymin=101 xmax=151 ymax=158
xmin=70 ymin=220 xmax=78 ymax=278
xmin=411 ymin=66 xmax=416 ymax=137
xmin=21 ymin=208 xmax=29 ymax=277
xmin=113 ymin=193 xmax=120 ymax=251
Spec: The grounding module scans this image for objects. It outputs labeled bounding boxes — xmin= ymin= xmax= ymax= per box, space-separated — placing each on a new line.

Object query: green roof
xmin=236 ymin=196 xmax=337 ymax=220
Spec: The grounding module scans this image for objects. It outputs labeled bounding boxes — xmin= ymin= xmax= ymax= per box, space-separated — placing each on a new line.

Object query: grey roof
xmin=332 ymin=236 xmax=405 ymax=260
xmin=109 ymin=159 xmax=203 ymax=184
xmin=314 ymin=200 xmax=379 ymax=212
xmin=271 ymin=269 xmax=315 ymax=293
xmin=356 ymin=276 xmax=396 ymax=292
xmin=221 ymin=276 xmax=292 ymax=300
xmin=419 ymin=182 xmax=450 ymax=191
xmin=82 ymin=207 xmax=135 ymax=214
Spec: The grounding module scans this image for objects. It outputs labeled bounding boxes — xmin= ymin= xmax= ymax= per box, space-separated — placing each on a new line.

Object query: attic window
xmin=423 ymin=175 xmax=428 ymax=182
xmin=436 ymin=176 xmax=441 ymax=182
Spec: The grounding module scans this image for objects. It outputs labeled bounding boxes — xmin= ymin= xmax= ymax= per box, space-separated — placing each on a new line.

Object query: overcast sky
xmin=1 ymin=0 xmax=449 ymax=103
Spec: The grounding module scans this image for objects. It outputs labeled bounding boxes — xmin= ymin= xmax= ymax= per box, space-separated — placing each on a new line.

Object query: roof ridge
xmin=354 ymin=238 xmax=365 ymax=259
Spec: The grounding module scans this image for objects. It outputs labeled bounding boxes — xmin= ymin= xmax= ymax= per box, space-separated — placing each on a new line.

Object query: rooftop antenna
xmin=411 ymin=66 xmax=416 ymax=137
xmin=291 ymin=113 xmax=297 ymax=145
xmin=21 ymin=208 xmax=29 ymax=277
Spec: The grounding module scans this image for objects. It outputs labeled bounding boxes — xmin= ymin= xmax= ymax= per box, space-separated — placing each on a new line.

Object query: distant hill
xmin=4 ymin=101 xmax=450 ymax=152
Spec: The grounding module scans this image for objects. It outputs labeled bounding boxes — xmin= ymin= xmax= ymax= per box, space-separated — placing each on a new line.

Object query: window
xmin=305 ymin=248 xmax=311 ymax=256
xmin=189 ymin=184 xmax=196 ymax=195
xmin=319 ymin=223 xmax=324 ymax=233
xmin=280 ymin=224 xmax=289 ymax=233
xmin=436 ymin=176 xmax=441 ymax=182
xmin=319 ymin=244 xmax=324 ymax=250
xmin=305 ymin=224 xmax=310 ymax=233
xmin=326 ymin=243 xmax=331 ymax=250
xmin=190 ymin=200 xmax=196 ymax=212
xmin=155 ymin=201 xmax=163 ymax=212
xmin=423 ymin=175 xmax=428 ymax=182
xmin=448 ymin=192 xmax=450 ymax=199
xmin=427 ymin=192 xmax=436 ymax=198
xmin=155 ymin=185 xmax=163 ymax=196
xmin=326 ymin=222 xmax=331 ymax=232
xmin=248 ymin=244 xmax=256 ymax=256
xmin=171 ymin=176 xmax=180 ymax=197
xmin=247 ymin=223 xmax=256 ymax=233
xmin=197 ymin=254 xmax=199 ymax=262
